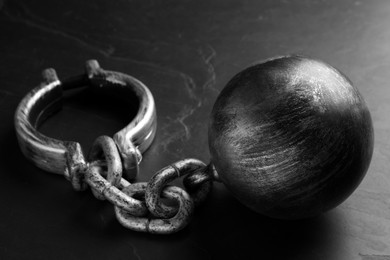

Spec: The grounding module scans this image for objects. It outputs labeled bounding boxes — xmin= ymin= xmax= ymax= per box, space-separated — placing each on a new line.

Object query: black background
xmin=0 ymin=0 xmax=389 ymax=259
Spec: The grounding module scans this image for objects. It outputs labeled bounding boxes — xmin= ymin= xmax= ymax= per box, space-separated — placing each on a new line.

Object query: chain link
xmin=88 ymin=136 xmax=123 ymax=200
xmin=145 ymin=159 xmax=212 ymax=218
xmin=65 ymin=135 xmax=215 ymax=234
xmin=115 ymin=183 xmax=194 ymax=234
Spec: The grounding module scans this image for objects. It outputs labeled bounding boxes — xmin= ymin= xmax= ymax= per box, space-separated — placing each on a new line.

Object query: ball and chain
xmin=15 ymin=57 xmax=374 ymax=235
xmin=65 ymin=135 xmax=216 ymax=234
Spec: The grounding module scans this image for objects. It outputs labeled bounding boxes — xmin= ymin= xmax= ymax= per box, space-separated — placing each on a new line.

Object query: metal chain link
xmin=65 ymin=135 xmax=215 ymax=234
xmin=145 ymin=159 xmax=213 ymax=218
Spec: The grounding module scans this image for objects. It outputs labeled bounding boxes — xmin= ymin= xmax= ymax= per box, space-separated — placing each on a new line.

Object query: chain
xmin=65 ymin=135 xmax=216 ymax=234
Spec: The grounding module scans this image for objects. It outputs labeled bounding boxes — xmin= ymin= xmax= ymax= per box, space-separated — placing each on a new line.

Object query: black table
xmin=1 ymin=0 xmax=389 ymax=259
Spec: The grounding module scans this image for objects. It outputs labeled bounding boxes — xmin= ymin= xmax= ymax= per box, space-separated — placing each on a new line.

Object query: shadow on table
xmin=94 ymin=184 xmax=344 ymax=260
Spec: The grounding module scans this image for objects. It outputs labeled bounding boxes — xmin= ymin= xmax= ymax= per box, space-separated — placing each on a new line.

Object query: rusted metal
xmin=145 ymin=159 xmax=214 ymax=218
xmin=116 ymin=184 xmax=194 ymax=234
xmin=88 ymin=135 xmax=123 ymax=200
xmin=183 ymin=163 xmax=216 ymax=206
xmin=85 ymin=165 xmax=148 ymax=216
xmin=65 ymin=142 xmax=88 ymax=191
xmin=14 ymin=68 xmax=70 ymax=175
xmin=15 ymin=60 xmax=215 ymax=235
xmin=14 ymin=60 xmax=157 ymax=179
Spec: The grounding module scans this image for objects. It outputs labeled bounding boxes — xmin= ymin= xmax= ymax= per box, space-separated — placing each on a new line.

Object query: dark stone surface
xmin=0 ymin=0 xmax=389 ymax=259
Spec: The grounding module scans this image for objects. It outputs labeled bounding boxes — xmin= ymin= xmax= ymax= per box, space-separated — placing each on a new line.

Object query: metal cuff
xmin=14 ymin=60 xmax=157 ymax=180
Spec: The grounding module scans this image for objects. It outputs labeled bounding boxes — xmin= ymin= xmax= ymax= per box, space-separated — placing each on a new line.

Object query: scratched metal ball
xmin=208 ymin=55 xmax=374 ymax=219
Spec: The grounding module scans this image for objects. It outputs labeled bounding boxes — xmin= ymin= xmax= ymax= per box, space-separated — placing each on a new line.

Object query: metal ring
xmin=14 ymin=60 xmax=157 ymax=180
xmin=115 ymin=185 xmax=194 ymax=234
xmin=65 ymin=142 xmax=88 ymax=191
xmin=114 ymin=182 xmax=149 ymax=217
xmin=183 ymin=165 xmax=214 ymax=206
xmin=88 ymin=135 xmax=123 ymax=200
xmin=85 ymin=165 xmax=148 ymax=216
xmin=145 ymin=159 xmax=206 ymax=218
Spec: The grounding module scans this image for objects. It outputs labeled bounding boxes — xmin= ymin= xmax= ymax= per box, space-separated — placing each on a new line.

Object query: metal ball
xmin=208 ymin=55 xmax=374 ymax=219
